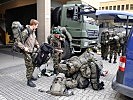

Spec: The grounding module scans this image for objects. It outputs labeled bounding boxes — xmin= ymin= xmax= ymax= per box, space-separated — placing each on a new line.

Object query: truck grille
xmin=87 ymin=30 xmax=98 ymax=39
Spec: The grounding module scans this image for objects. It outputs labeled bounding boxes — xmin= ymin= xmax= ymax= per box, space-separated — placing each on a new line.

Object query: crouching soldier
xmin=57 ymin=49 xmax=105 ymax=90
xmin=49 ymin=27 xmax=66 ymax=74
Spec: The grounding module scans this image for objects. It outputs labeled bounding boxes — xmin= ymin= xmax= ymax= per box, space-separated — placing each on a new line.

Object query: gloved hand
xmin=36 ymin=44 xmax=40 ymax=49
xmin=24 ymin=47 xmax=29 ymax=52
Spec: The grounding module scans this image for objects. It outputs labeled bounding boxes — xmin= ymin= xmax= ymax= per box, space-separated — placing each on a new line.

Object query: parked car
xmin=112 ymin=26 xmax=133 ymax=98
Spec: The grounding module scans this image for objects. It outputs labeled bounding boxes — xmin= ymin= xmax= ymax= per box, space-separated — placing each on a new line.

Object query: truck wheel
xmin=62 ymin=40 xmax=72 ymax=60
xmin=51 ymin=7 xmax=61 ymax=27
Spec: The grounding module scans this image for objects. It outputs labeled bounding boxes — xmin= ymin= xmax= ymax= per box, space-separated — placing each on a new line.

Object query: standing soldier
xmin=100 ymin=30 xmax=110 ymax=60
xmin=49 ymin=27 xmax=65 ymax=74
xmin=15 ymin=19 xmax=40 ymax=87
xmin=117 ymin=31 xmax=126 ymax=56
xmin=108 ymin=33 xmax=119 ymax=63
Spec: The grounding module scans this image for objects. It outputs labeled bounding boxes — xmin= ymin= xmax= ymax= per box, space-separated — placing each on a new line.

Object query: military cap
xmin=53 ymin=28 xmax=61 ymax=34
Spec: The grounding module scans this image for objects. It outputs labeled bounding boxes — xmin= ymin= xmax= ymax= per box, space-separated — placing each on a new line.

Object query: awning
xmin=95 ymin=10 xmax=133 ymax=22
xmin=79 ymin=10 xmax=133 ymax=22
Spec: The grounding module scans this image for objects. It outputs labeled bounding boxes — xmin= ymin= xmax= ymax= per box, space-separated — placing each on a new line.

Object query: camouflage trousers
xmin=52 ymin=52 xmax=62 ymax=70
xmin=101 ymin=44 xmax=109 ymax=59
xmin=109 ymin=49 xmax=118 ymax=60
xmin=24 ymin=53 xmax=35 ymax=80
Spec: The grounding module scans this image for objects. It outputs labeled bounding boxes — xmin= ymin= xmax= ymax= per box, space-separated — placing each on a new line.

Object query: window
xmin=109 ymin=6 xmax=112 ymax=10
xmin=67 ymin=7 xmax=74 ymax=18
xmin=106 ymin=6 xmax=108 ymax=10
xmin=113 ymin=6 xmax=116 ymax=10
xmin=121 ymin=5 xmax=124 ymax=10
xmin=126 ymin=4 xmax=129 ymax=10
xmin=130 ymin=4 xmax=133 ymax=10
xmin=117 ymin=5 xmax=120 ymax=10
xmin=102 ymin=7 xmax=104 ymax=10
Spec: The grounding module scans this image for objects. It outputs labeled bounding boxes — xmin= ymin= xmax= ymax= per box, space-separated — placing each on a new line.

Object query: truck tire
xmin=62 ymin=40 xmax=72 ymax=60
xmin=51 ymin=7 xmax=61 ymax=27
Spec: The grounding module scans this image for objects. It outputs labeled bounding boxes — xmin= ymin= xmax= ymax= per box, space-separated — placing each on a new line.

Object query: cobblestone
xmin=0 ymin=50 xmax=132 ymax=100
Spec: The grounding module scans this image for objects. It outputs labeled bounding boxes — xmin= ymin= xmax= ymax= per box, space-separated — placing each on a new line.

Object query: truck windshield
xmin=83 ymin=15 xmax=98 ymax=25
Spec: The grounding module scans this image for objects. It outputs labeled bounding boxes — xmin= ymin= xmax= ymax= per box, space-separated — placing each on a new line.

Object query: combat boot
xmin=27 ymin=80 xmax=36 ymax=87
xmin=113 ymin=59 xmax=117 ymax=63
xmin=109 ymin=59 xmax=111 ymax=63
xmin=105 ymin=57 xmax=108 ymax=60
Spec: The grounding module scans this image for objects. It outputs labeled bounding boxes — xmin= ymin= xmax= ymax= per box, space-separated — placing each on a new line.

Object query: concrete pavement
xmin=0 ymin=47 xmax=132 ymax=100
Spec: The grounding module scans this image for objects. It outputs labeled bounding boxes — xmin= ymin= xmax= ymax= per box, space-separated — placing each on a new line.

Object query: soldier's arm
xmin=15 ymin=30 xmax=28 ymax=51
xmin=34 ymin=39 xmax=40 ymax=48
xmin=15 ymin=38 xmax=26 ymax=51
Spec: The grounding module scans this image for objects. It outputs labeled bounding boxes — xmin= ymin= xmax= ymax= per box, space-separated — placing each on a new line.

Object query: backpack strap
xmin=23 ymin=27 xmax=31 ymax=44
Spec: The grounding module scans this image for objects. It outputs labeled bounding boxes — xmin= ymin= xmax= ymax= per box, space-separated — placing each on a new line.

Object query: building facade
xmin=99 ymin=0 xmax=133 ymax=13
xmin=98 ymin=0 xmax=133 ymax=31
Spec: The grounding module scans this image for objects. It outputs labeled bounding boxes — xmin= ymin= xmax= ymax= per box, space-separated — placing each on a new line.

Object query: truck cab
xmin=51 ymin=1 xmax=99 ymax=59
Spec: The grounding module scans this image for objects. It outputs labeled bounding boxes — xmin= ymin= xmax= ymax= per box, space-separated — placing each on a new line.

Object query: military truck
xmin=5 ymin=1 xmax=99 ymax=59
xmin=51 ymin=1 xmax=99 ymax=59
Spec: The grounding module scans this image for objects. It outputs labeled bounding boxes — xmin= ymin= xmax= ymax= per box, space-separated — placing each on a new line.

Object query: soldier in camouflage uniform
xmin=100 ymin=30 xmax=110 ymax=60
xmin=16 ymin=19 xmax=40 ymax=87
xmin=117 ymin=31 xmax=126 ymax=56
xmin=58 ymin=49 xmax=105 ymax=90
xmin=49 ymin=27 xmax=65 ymax=74
xmin=108 ymin=33 xmax=120 ymax=63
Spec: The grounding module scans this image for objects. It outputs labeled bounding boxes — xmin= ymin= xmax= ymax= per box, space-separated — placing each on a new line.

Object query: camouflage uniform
xmin=17 ymin=26 xmax=39 ymax=80
xmin=118 ymin=35 xmax=126 ymax=56
xmin=108 ymin=34 xmax=119 ymax=63
xmin=58 ymin=50 xmax=104 ymax=90
xmin=49 ymin=27 xmax=65 ymax=74
xmin=100 ymin=31 xmax=110 ymax=60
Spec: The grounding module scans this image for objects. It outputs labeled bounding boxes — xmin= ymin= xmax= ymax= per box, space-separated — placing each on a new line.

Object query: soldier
xmin=16 ymin=19 xmax=40 ymax=87
xmin=108 ymin=33 xmax=119 ymax=63
xmin=117 ymin=31 xmax=126 ymax=56
xmin=100 ymin=30 xmax=110 ymax=60
xmin=49 ymin=27 xmax=65 ymax=74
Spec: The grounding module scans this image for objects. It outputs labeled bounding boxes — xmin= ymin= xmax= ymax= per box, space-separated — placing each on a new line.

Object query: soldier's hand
xmin=106 ymin=41 xmax=108 ymax=43
xmin=36 ymin=44 xmax=40 ymax=49
xmin=55 ymin=49 xmax=63 ymax=53
xmin=24 ymin=47 xmax=29 ymax=52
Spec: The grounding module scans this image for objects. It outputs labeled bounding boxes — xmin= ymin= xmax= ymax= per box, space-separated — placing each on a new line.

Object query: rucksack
xmin=33 ymin=42 xmax=53 ymax=67
xmin=46 ymin=73 xmax=73 ymax=96
xmin=11 ymin=21 xmax=28 ymax=53
xmin=58 ymin=56 xmax=82 ymax=77
xmin=80 ymin=62 xmax=91 ymax=79
xmin=65 ymin=78 xmax=77 ymax=89
xmin=89 ymin=61 xmax=104 ymax=90
xmin=72 ymin=72 xmax=90 ymax=89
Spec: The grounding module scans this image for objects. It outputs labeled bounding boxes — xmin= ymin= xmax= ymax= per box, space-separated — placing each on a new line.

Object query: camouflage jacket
xmin=16 ymin=26 xmax=39 ymax=53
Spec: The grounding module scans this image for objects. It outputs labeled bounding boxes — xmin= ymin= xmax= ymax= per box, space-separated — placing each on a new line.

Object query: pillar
xmin=37 ymin=0 xmax=51 ymax=44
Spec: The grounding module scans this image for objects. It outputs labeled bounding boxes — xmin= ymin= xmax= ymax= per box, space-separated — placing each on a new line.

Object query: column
xmin=37 ymin=0 xmax=51 ymax=44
